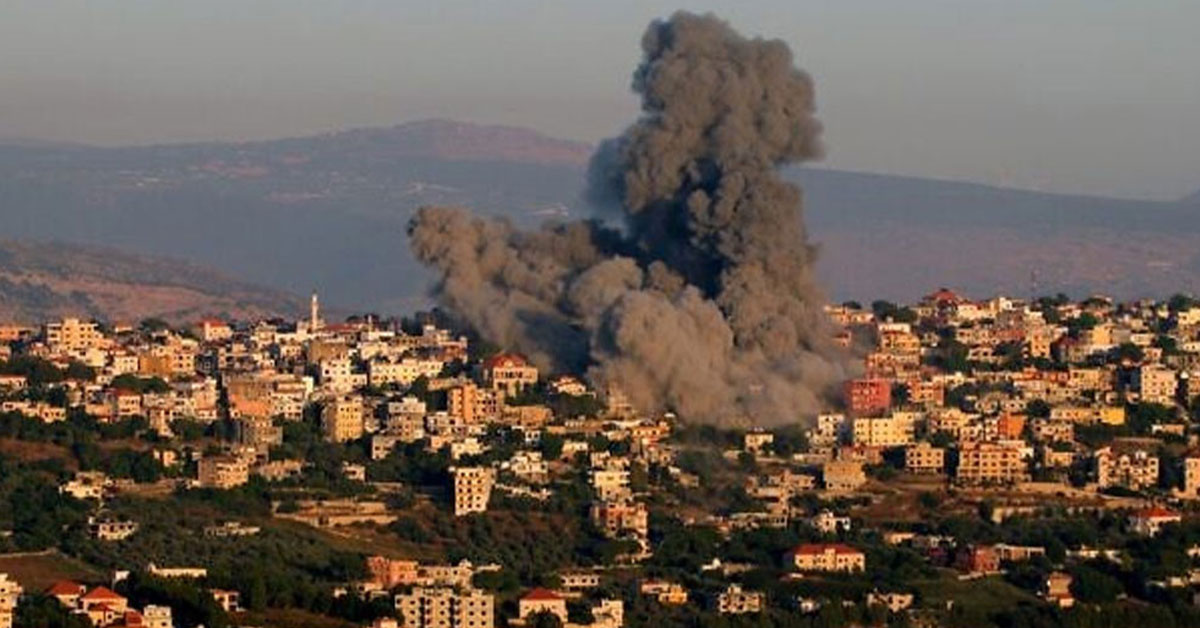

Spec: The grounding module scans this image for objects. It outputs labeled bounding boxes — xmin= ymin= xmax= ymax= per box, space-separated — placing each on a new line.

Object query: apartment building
xmin=956 ymin=442 xmax=1028 ymax=485
xmin=0 ymin=573 xmax=20 ymax=628
xmin=322 ymin=395 xmax=365 ymax=443
xmin=45 ymin=318 xmax=104 ymax=351
xmin=716 ymin=585 xmax=763 ymax=615
xmin=822 ymin=460 xmax=867 ymax=492
xmin=451 ymin=467 xmax=495 ymax=516
xmin=1134 ymin=366 xmax=1178 ymax=405
xmin=394 ymin=587 xmax=493 ymax=628
xmin=844 ymin=378 xmax=891 ymax=416
xmin=787 ymin=543 xmax=867 ymax=572
xmin=1095 ymin=448 xmax=1159 ymax=491
xmin=905 ymin=442 xmax=946 ymax=474
xmin=852 ymin=415 xmax=915 ymax=447
xmin=197 ymin=455 xmax=251 ymax=490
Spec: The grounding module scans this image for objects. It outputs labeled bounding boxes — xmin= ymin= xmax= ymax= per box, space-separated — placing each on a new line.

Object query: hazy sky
xmin=2 ymin=1 xmax=1198 ymax=200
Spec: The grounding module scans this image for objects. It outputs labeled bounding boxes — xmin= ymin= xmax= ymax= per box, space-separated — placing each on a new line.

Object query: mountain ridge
xmin=0 ymin=119 xmax=1197 ymax=309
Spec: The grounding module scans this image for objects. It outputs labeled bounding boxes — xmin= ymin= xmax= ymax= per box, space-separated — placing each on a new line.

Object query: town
xmin=3 ymin=289 xmax=1200 ymax=628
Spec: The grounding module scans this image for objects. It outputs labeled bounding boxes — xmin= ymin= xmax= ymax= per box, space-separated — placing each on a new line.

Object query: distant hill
xmin=0 ymin=119 xmax=1196 ymax=309
xmin=0 ymin=241 xmax=304 ymax=324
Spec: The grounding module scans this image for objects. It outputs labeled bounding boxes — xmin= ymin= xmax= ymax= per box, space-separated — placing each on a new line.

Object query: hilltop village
xmin=4 ymin=290 xmax=1200 ymax=628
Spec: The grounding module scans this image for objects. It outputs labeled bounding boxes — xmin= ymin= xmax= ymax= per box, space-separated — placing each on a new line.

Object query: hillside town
xmin=3 ymin=289 xmax=1200 ymax=628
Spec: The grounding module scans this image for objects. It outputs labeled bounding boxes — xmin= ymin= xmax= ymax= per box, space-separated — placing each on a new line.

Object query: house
xmin=716 ymin=585 xmax=763 ymax=615
xmin=89 ymin=516 xmax=139 ymax=541
xmin=955 ymin=545 xmax=1001 ymax=575
xmin=210 ymin=589 xmax=240 ymax=613
xmin=0 ymin=573 xmax=21 ymax=628
xmin=197 ymin=455 xmax=250 ymax=490
xmin=787 ymin=544 xmax=866 ymax=572
xmin=866 ymin=591 xmax=914 ymax=613
xmin=518 ymin=588 xmax=567 ymax=623
xmin=1042 ymin=572 xmax=1074 ymax=608
xmin=808 ymin=510 xmax=851 ymax=534
xmin=640 ymin=580 xmax=688 ymax=605
xmin=482 ymin=353 xmax=538 ymax=395
xmin=822 ymin=460 xmax=866 ymax=492
xmin=1129 ymin=507 xmax=1182 ymax=537
xmin=46 ymin=580 xmax=86 ymax=608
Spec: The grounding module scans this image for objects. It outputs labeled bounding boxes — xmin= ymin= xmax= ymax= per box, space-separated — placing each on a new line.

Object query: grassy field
xmin=0 ymin=550 xmax=105 ymax=591
xmin=911 ymin=571 xmax=1040 ymax=613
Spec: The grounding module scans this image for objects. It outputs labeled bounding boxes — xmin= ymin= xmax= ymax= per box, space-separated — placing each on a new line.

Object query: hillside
xmin=0 ymin=241 xmax=305 ymax=323
xmin=0 ymin=119 xmax=1197 ymax=308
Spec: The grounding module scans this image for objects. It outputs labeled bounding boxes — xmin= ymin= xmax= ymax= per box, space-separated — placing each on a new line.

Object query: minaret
xmin=310 ymin=291 xmax=322 ymax=331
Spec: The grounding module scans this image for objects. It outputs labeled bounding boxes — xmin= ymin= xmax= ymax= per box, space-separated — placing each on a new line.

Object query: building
xmin=808 ymin=510 xmax=851 ymax=534
xmin=0 ymin=573 xmax=20 ymax=628
xmin=640 ymin=581 xmax=688 ymax=605
xmin=518 ymin=588 xmax=567 ymax=623
xmin=1182 ymin=455 xmax=1200 ymax=498
xmin=905 ymin=442 xmax=946 ymax=474
xmin=322 ymin=395 xmax=365 ymax=443
xmin=481 ymin=353 xmax=538 ymax=395
xmin=591 ymin=499 xmax=649 ymax=541
xmin=210 ymin=590 xmax=241 ymax=613
xmin=197 ymin=455 xmax=250 ymax=490
xmin=787 ymin=543 xmax=866 ymax=572
xmin=451 ymin=467 xmax=495 ymax=516
xmin=1042 ymin=572 xmax=1075 ymax=608
xmin=955 ymin=545 xmax=1001 ymax=575
xmin=45 ymin=318 xmax=104 ymax=351
xmin=1134 ymin=366 xmax=1178 ymax=405
xmin=866 ymin=591 xmax=915 ymax=613
xmin=394 ymin=587 xmax=493 ymax=628
xmin=844 ymin=378 xmax=891 ymax=416
xmin=716 ymin=585 xmax=763 ymax=615
xmin=852 ymin=415 xmax=914 ymax=447
xmin=447 ymin=383 xmax=502 ymax=423
xmin=1095 ymin=448 xmax=1159 ymax=491
xmin=822 ymin=460 xmax=866 ymax=492
xmin=956 ymin=442 xmax=1028 ymax=485
xmin=1129 ymin=506 xmax=1181 ymax=537
xmin=89 ymin=516 xmax=139 ymax=541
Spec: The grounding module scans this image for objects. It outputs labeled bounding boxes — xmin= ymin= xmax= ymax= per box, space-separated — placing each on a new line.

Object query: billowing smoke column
xmin=408 ymin=11 xmax=847 ymax=426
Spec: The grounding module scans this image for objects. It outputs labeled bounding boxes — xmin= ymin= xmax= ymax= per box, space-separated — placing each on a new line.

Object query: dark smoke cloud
xmin=409 ymin=11 xmax=848 ymax=426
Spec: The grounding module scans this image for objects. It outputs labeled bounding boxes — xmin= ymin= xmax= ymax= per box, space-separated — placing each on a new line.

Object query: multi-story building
xmin=322 ymin=395 xmax=365 ymax=443
xmin=1095 ymin=448 xmax=1159 ymax=491
xmin=197 ymin=455 xmax=250 ymax=490
xmin=481 ymin=353 xmax=538 ymax=395
xmin=45 ymin=318 xmax=104 ymax=351
xmin=956 ymin=442 xmax=1028 ymax=485
xmin=591 ymin=499 xmax=649 ymax=541
xmin=716 ymin=585 xmax=763 ymax=615
xmin=394 ymin=587 xmax=493 ymax=628
xmin=787 ymin=543 xmax=866 ymax=572
xmin=822 ymin=460 xmax=866 ymax=492
xmin=844 ymin=378 xmax=891 ymax=416
xmin=451 ymin=467 xmax=495 ymax=517
xmin=852 ymin=415 xmax=915 ymax=447
xmin=518 ymin=588 xmax=567 ymax=623
xmin=447 ymin=383 xmax=502 ymax=423
xmin=905 ymin=442 xmax=946 ymax=474
xmin=0 ymin=573 xmax=20 ymax=628
xmin=1134 ymin=366 xmax=1178 ymax=405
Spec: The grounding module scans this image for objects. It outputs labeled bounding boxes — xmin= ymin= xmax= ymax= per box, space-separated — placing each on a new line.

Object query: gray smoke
xmin=408 ymin=12 xmax=848 ymax=426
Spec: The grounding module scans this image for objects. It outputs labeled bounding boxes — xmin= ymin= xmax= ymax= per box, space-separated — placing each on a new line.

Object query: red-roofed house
xmin=46 ymin=580 xmax=86 ymax=608
xmin=80 ymin=586 xmax=128 ymax=613
xmin=786 ymin=543 xmax=866 ymax=572
xmin=518 ymin=588 xmax=567 ymax=622
xmin=482 ymin=353 xmax=538 ymax=395
xmin=1130 ymin=506 xmax=1182 ymax=537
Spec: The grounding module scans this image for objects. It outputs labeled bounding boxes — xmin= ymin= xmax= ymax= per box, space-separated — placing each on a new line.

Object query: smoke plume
xmin=408 ymin=11 xmax=848 ymax=426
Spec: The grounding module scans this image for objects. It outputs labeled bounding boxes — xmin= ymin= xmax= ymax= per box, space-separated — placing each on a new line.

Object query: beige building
xmin=788 ymin=543 xmax=867 ymax=572
xmin=905 ymin=442 xmax=946 ymax=474
xmin=1095 ymin=448 xmax=1159 ymax=491
xmin=852 ymin=415 xmax=915 ymax=448
xmin=482 ymin=353 xmax=538 ymax=395
xmin=716 ymin=585 xmax=763 ymax=615
xmin=394 ymin=587 xmax=493 ymax=628
xmin=45 ymin=318 xmax=104 ymax=351
xmin=322 ymin=395 xmax=365 ymax=443
xmin=956 ymin=443 xmax=1028 ymax=485
xmin=822 ymin=460 xmax=867 ymax=492
xmin=452 ymin=467 xmax=495 ymax=516
xmin=0 ymin=573 xmax=20 ymax=628
xmin=197 ymin=455 xmax=250 ymax=490
xmin=518 ymin=588 xmax=567 ymax=623
xmin=1134 ymin=366 xmax=1178 ymax=405
xmin=447 ymin=383 xmax=502 ymax=423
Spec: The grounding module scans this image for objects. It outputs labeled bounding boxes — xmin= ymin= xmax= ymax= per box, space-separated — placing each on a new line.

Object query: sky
xmin=1 ymin=1 xmax=1198 ymax=201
